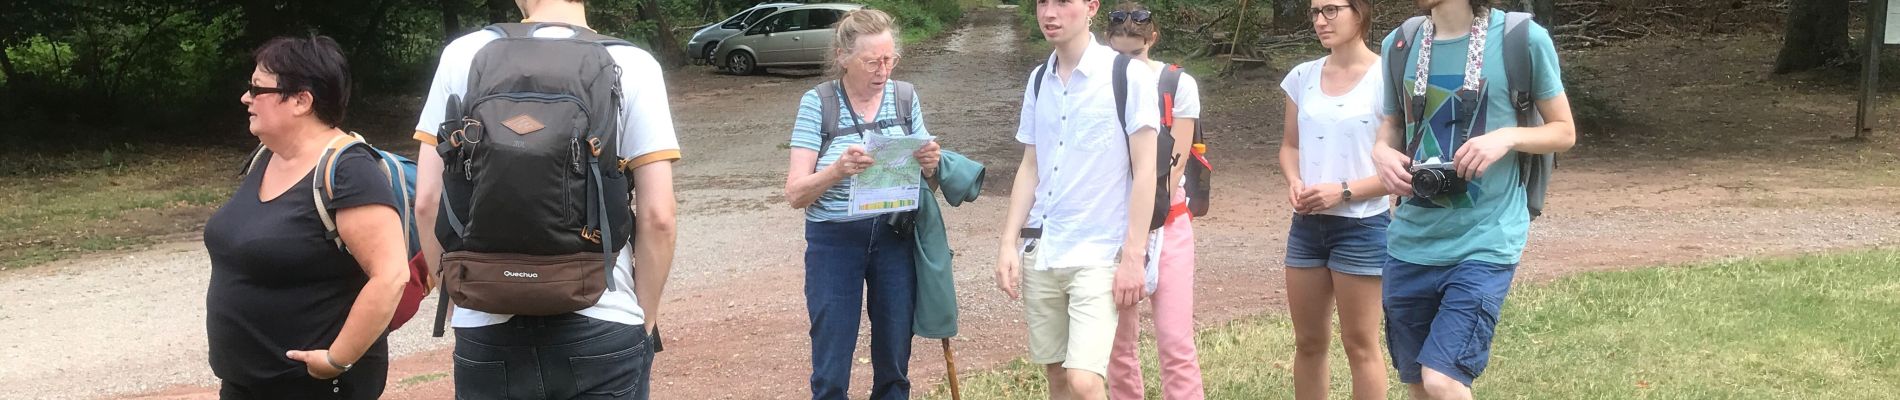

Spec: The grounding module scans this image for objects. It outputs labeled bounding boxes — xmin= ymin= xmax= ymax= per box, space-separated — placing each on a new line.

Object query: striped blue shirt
xmin=789 ymin=82 xmax=929 ymax=222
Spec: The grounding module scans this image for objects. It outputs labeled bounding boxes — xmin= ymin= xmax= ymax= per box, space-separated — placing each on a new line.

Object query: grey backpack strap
xmin=1390 ymin=16 xmax=1428 ymax=157
xmin=1501 ymin=11 xmax=1552 ymax=218
xmin=486 ymin=23 xmax=535 ymax=39
xmin=239 ymin=144 xmax=268 ymax=177
xmin=892 ymin=80 xmax=916 ymax=136
xmin=815 ymin=80 xmax=843 ymax=160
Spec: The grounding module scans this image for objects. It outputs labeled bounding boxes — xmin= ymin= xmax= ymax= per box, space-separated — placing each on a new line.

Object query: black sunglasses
xmin=245 ymin=82 xmax=292 ymax=97
xmin=1108 ymin=10 xmax=1152 ymax=25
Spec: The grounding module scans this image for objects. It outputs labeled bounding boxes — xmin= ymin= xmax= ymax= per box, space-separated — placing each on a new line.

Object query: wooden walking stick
xmin=943 ymin=338 xmax=963 ymax=400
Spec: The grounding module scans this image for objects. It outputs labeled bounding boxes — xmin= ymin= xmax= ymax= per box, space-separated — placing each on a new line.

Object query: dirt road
xmin=4 ymin=6 xmax=1897 ymax=400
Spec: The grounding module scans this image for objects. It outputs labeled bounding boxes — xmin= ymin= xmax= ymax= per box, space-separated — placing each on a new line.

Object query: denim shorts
xmin=1284 ymin=213 xmax=1390 ymax=276
xmin=1382 ymin=257 xmax=1518 ymax=387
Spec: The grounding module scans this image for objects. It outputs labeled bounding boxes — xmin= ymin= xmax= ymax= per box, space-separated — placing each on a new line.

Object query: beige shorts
xmin=1020 ymin=244 xmax=1120 ymax=378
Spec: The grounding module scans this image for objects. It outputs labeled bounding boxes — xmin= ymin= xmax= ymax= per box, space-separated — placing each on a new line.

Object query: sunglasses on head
xmin=1108 ymin=10 xmax=1152 ymax=25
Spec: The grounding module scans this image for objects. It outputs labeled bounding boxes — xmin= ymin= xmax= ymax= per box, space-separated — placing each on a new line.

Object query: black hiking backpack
xmin=430 ymin=22 xmax=635 ymax=337
xmin=1387 ymin=12 xmax=1554 ymax=219
xmin=1030 ymin=54 xmax=1173 ymax=230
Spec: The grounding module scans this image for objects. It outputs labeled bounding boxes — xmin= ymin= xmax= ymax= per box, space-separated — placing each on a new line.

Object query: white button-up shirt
xmin=1014 ymin=38 xmax=1161 ymax=270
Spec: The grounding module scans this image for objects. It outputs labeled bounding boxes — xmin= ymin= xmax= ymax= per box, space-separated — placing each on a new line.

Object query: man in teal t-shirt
xmin=1370 ymin=1 xmax=1577 ymax=398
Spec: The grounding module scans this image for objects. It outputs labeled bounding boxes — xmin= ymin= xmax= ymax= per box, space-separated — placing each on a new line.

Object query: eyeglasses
xmin=1310 ymin=4 xmax=1353 ymax=21
xmin=860 ymin=55 xmax=901 ymax=71
xmin=245 ymin=82 xmax=291 ymax=97
xmin=1108 ymin=10 xmax=1152 ymax=25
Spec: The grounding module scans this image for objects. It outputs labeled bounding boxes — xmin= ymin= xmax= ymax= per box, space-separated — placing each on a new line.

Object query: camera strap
xmin=1405 ymin=11 xmax=1490 ymax=160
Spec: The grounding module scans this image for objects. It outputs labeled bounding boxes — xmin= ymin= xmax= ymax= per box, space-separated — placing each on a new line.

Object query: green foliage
xmin=864 ymin=0 xmax=966 ymax=44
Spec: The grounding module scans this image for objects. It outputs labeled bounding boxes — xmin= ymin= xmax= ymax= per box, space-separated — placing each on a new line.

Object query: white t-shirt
xmin=1280 ymin=56 xmax=1390 ymax=218
xmin=414 ymin=26 xmax=681 ymax=328
xmin=1014 ymin=38 xmax=1163 ymax=270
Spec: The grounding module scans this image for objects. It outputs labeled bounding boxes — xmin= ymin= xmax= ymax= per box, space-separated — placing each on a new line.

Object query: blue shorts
xmin=1382 ymin=257 xmax=1518 ymax=386
xmin=1284 ymin=213 xmax=1389 ymax=276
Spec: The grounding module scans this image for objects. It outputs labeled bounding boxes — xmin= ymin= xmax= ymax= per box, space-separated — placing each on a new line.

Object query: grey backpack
xmin=813 ymin=79 xmax=917 ymax=156
xmin=431 ymin=22 xmax=634 ymax=336
xmin=1388 ymin=12 xmax=1554 ymax=219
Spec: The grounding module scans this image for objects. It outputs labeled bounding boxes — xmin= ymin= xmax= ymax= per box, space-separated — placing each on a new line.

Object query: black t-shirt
xmin=203 ymin=146 xmax=395 ymax=385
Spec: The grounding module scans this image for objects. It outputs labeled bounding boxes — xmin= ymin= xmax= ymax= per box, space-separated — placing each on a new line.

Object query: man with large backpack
xmin=412 ymin=0 xmax=680 ymax=398
xmin=1370 ymin=1 xmax=1575 ymax=399
xmin=994 ymin=0 xmax=1162 ymax=398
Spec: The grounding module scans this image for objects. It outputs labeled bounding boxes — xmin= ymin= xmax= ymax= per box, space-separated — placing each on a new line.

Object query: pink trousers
xmin=1108 ymin=196 xmax=1204 ymax=399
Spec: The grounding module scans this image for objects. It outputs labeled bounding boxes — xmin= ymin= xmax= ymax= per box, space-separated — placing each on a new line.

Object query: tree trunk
xmin=1775 ymin=0 xmax=1852 ymax=74
xmin=639 ymin=0 xmax=686 ymax=69
xmin=440 ymin=0 xmax=463 ymax=39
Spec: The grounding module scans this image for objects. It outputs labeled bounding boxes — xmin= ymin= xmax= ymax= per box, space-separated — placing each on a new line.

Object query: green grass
xmin=0 ymin=145 xmax=240 ymax=269
xmin=397 ymin=371 xmax=450 ymax=388
xmin=931 ymin=250 xmax=1900 ymax=399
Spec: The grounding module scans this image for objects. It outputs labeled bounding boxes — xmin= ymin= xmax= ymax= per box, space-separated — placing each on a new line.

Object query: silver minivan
xmin=686 ymin=2 xmax=798 ymax=64
xmin=712 ymin=3 xmax=864 ymax=75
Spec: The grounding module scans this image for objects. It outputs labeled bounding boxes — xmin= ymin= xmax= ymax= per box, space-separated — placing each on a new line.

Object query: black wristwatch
xmin=1340 ymin=182 xmax=1353 ymax=202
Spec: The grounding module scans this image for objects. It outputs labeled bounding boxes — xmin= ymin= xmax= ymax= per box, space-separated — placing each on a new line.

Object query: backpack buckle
xmin=587 ymin=137 xmax=603 ymax=158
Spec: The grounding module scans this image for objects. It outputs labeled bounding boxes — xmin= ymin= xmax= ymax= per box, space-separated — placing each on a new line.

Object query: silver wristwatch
xmin=1340 ymin=181 xmax=1353 ymax=202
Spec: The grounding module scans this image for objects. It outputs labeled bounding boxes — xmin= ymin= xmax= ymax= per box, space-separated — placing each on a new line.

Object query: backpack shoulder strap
xmin=1158 ymin=64 xmax=1182 ymax=129
xmin=1112 ymin=53 xmax=1131 ymax=133
xmin=1388 ymin=16 xmax=1428 ymax=112
xmin=239 ymin=144 xmax=269 ymax=177
xmin=485 ymin=23 xmax=534 ymax=39
xmin=1030 ymin=61 xmax=1049 ymax=101
xmin=1390 ymin=15 xmax=1429 ymax=159
xmin=892 ymin=80 xmax=917 ymax=136
xmin=814 ymin=80 xmax=843 ymax=158
xmin=1502 ymin=12 xmax=1536 ymax=120
xmin=311 ymin=134 xmax=375 ymax=250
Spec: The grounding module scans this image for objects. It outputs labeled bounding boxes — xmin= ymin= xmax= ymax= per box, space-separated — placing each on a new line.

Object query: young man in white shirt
xmin=994 ymin=0 xmax=1162 ymax=398
xmin=411 ymin=0 xmax=680 ymax=398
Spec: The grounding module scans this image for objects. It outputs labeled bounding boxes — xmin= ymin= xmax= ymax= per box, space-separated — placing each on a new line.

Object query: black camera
xmin=1409 ymin=158 xmax=1466 ymax=198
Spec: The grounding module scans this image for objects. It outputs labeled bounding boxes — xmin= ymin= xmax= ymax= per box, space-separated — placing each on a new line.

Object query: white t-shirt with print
xmin=414 ymin=25 xmax=681 ymax=329
xmin=1280 ymin=56 xmax=1390 ymax=219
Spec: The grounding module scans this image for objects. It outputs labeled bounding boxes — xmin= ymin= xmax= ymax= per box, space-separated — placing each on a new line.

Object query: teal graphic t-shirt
xmin=1379 ymin=10 xmax=1564 ymax=266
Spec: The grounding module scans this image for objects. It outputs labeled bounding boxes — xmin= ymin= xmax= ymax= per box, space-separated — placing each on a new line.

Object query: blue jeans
xmin=1284 ymin=213 xmax=1390 ymax=276
xmin=452 ymin=314 xmax=653 ymax=399
xmin=1382 ymin=257 xmax=1517 ymax=387
xmin=804 ymin=217 xmax=916 ymax=400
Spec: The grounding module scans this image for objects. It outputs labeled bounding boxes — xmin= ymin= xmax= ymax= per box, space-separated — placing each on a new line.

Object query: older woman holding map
xmin=780 ymin=8 xmax=941 ymax=399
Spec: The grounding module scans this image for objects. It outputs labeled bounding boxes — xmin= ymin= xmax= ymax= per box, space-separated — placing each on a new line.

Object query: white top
xmin=1280 ymin=56 xmax=1391 ymax=218
xmin=1014 ymin=37 xmax=1163 ymax=270
xmin=414 ymin=26 xmax=682 ymax=328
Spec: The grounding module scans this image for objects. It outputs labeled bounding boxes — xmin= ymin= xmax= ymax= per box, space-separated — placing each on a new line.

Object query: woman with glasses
xmin=203 ymin=35 xmax=408 ymax=399
xmin=1101 ymin=2 xmax=1207 ymax=399
xmin=782 ymin=8 xmax=940 ymax=399
xmin=1277 ymin=0 xmax=1391 ymax=399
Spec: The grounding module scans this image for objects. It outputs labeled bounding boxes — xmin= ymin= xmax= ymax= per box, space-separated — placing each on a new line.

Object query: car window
xmin=807 ymin=9 xmax=841 ymax=30
xmin=721 ymin=10 xmax=753 ymax=29
xmin=771 ymin=10 xmax=811 ymax=32
xmin=737 ymin=12 xmax=775 ymax=34
xmin=743 ymin=7 xmax=778 ymax=26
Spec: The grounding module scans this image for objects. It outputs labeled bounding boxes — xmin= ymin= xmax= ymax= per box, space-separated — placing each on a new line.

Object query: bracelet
xmin=326 ymin=352 xmax=353 ymax=373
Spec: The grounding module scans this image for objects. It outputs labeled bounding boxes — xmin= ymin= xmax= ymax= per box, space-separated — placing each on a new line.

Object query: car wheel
xmin=728 ymin=50 xmax=758 ymax=76
xmin=702 ymin=42 xmax=719 ymax=62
